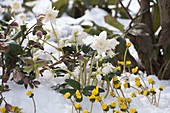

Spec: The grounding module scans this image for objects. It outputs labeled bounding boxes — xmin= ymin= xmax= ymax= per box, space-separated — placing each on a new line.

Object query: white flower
xmin=10 ymin=0 xmax=22 ymax=13
xmin=90 ymin=31 xmax=110 ymax=54
xmin=0 ymin=6 xmax=5 ymax=14
xmin=44 ymin=8 xmax=59 ymax=24
xmin=15 ymin=13 xmax=26 ymax=24
xmin=108 ymin=38 xmax=119 ymax=50
xmin=69 ymin=28 xmax=87 ymax=44
xmin=106 ymin=49 xmax=116 ymax=57
xmin=102 ymin=63 xmax=114 ymax=74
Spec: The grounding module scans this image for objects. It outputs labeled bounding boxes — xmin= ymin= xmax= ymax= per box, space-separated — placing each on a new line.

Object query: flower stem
xmin=90 ymin=102 xmax=93 ymax=113
xmin=104 ymin=81 xmax=110 ymax=98
xmin=157 ymin=91 xmax=161 ymax=107
xmin=70 ymin=98 xmax=78 ymax=113
xmin=32 ymin=97 xmax=36 ymax=113
xmin=123 ymin=48 xmax=128 ymax=73
xmin=87 ymin=51 xmax=96 ymax=85
xmin=50 ymin=22 xmax=59 ymax=42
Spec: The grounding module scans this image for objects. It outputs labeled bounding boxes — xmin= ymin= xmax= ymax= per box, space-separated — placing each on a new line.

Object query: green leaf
xmin=60 ymin=88 xmax=76 ymax=95
xmin=104 ymin=15 xmax=124 ymax=32
xmin=82 ymin=85 xmax=105 ymax=96
xmin=65 ymin=79 xmax=81 ymax=90
xmin=11 ymin=30 xmax=22 ymax=40
xmin=7 ymin=41 xmax=24 ymax=56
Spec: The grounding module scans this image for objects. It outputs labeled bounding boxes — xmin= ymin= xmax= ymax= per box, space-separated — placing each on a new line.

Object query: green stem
xmin=70 ymin=99 xmax=79 ymax=113
xmin=50 ymin=22 xmax=59 ymax=42
xmin=32 ymin=97 xmax=36 ymax=113
xmin=157 ymin=91 xmax=161 ymax=107
xmin=138 ymin=74 xmax=147 ymax=89
xmin=130 ymin=86 xmax=140 ymax=91
xmin=104 ymin=81 xmax=110 ymax=98
xmin=123 ymin=48 xmax=128 ymax=73
xmin=87 ymin=51 xmax=97 ymax=85
xmin=90 ymin=102 xmax=93 ymax=113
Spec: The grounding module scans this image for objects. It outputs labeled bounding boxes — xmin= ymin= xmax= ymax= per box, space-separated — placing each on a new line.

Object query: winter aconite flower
xmin=159 ymin=86 xmax=164 ymax=91
xmin=130 ymin=92 xmax=136 ymax=98
xmin=124 ymin=82 xmax=130 ymax=89
xmin=92 ymin=86 xmax=99 ymax=96
xmin=110 ymin=92 xmax=115 ymax=97
xmin=0 ymin=107 xmax=6 ymax=113
xmin=118 ymin=61 xmax=124 ymax=65
xmin=88 ymin=95 xmax=96 ymax=102
xmin=76 ymin=90 xmax=82 ymax=99
xmin=110 ymin=101 xmax=116 ymax=109
xmin=132 ymin=66 xmax=138 ymax=73
xmin=143 ymin=90 xmax=149 ymax=96
xmin=150 ymin=88 xmax=156 ymax=94
xmin=126 ymin=61 xmax=131 ymax=65
xmin=64 ymin=92 xmax=71 ymax=99
xmin=102 ymin=104 xmax=109 ymax=111
xmin=75 ymin=103 xmax=81 ymax=109
xmin=96 ymin=95 xmax=102 ymax=102
xmin=44 ymin=7 xmax=59 ymax=24
xmin=129 ymin=108 xmax=137 ymax=113
xmin=148 ymin=78 xmax=154 ymax=84
xmin=112 ymin=76 xmax=118 ymax=82
xmin=26 ymin=91 xmax=34 ymax=97
xmin=10 ymin=0 xmax=22 ymax=13
xmin=83 ymin=109 xmax=89 ymax=113
xmin=120 ymin=103 xmax=127 ymax=111
xmin=126 ymin=42 xmax=131 ymax=47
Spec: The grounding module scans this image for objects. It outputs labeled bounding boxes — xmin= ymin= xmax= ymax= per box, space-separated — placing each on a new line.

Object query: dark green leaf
xmin=65 ymin=79 xmax=81 ymax=90
xmin=60 ymin=88 xmax=76 ymax=95
xmin=7 ymin=41 xmax=24 ymax=56
xmin=104 ymin=15 xmax=124 ymax=32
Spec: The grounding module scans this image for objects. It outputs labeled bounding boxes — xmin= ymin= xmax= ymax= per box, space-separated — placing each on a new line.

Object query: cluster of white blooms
xmin=69 ymin=28 xmax=87 ymax=44
xmin=90 ymin=31 xmax=119 ymax=56
xmin=44 ymin=7 xmax=59 ymax=25
xmin=10 ymin=0 xmax=22 ymax=13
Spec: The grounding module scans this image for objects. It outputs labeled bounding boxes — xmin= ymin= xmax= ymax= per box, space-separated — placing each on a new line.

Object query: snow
xmin=1 ymin=0 xmax=170 ymax=113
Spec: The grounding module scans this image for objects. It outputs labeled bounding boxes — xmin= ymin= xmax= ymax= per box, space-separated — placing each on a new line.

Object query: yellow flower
xmin=143 ymin=90 xmax=149 ymax=96
xmin=110 ymin=101 xmax=116 ymax=108
xmin=11 ymin=106 xmax=15 ymax=112
xmin=138 ymin=91 xmax=143 ymax=95
xmin=112 ymin=76 xmax=118 ymax=82
xmin=126 ymin=98 xmax=131 ymax=103
xmin=83 ymin=109 xmax=88 ymax=113
xmin=76 ymin=90 xmax=82 ymax=99
xmin=150 ymin=88 xmax=156 ymax=94
xmin=110 ymin=92 xmax=115 ymax=97
xmin=114 ymin=82 xmax=122 ymax=89
xmin=96 ymin=95 xmax=102 ymax=102
xmin=126 ymin=42 xmax=131 ymax=47
xmin=129 ymin=108 xmax=137 ymax=113
xmin=135 ymin=81 xmax=141 ymax=87
xmin=120 ymin=103 xmax=127 ymax=110
xmin=126 ymin=61 xmax=131 ymax=65
xmin=64 ymin=92 xmax=71 ymax=99
xmin=88 ymin=95 xmax=96 ymax=99
xmin=118 ymin=61 xmax=124 ymax=65
xmin=148 ymin=78 xmax=154 ymax=84
xmin=117 ymin=97 xmax=126 ymax=104
xmin=26 ymin=91 xmax=33 ymax=97
xmin=114 ymin=66 xmax=121 ymax=71
xmin=159 ymin=86 xmax=164 ymax=91
xmin=102 ymin=104 xmax=108 ymax=111
xmin=134 ymin=77 xmax=140 ymax=82
xmin=92 ymin=86 xmax=99 ymax=96
xmin=114 ymin=110 xmax=120 ymax=113
xmin=75 ymin=103 xmax=81 ymax=109
xmin=132 ymin=66 xmax=138 ymax=73
xmin=0 ymin=107 xmax=6 ymax=113
xmin=130 ymin=92 xmax=136 ymax=98
xmin=124 ymin=83 xmax=130 ymax=89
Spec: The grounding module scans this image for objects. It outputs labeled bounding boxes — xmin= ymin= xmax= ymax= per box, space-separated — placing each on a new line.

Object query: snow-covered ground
xmin=1 ymin=0 xmax=170 ymax=113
